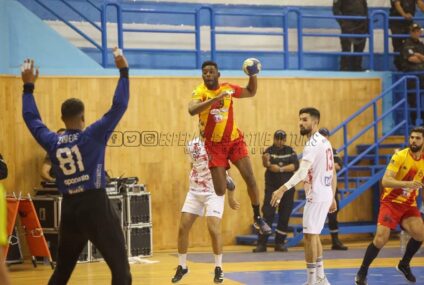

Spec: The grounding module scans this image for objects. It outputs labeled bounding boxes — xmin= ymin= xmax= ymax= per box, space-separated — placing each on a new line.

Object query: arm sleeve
xmin=283 ymin=160 xmax=312 ymax=190
xmin=22 ymin=84 xmax=57 ymax=151
xmin=85 ymin=68 xmax=129 ymax=144
xmin=302 ymin=144 xmax=317 ymax=165
xmin=0 ymin=154 xmax=7 ymax=180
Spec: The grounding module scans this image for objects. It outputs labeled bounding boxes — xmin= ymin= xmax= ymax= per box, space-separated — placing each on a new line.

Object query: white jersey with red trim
xmin=187 ymin=137 xmax=214 ymax=194
xmin=302 ymin=132 xmax=334 ymax=203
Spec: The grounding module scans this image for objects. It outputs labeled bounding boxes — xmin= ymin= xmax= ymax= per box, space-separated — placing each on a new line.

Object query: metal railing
xmin=29 ymin=1 xmax=424 ymax=70
xmin=33 ymin=0 xmax=104 ymax=53
xmin=101 ymin=3 xmax=292 ymax=68
xmin=332 ymin=75 xmax=421 ymax=206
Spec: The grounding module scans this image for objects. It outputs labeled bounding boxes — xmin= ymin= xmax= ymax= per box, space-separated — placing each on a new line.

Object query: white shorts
xmin=303 ymin=199 xmax=332 ymax=234
xmin=181 ymin=191 xmax=225 ymax=219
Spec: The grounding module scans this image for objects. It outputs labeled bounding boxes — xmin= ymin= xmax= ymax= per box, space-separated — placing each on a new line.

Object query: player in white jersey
xmin=271 ymin=108 xmax=337 ymax=285
xmin=172 ymin=137 xmax=240 ymax=284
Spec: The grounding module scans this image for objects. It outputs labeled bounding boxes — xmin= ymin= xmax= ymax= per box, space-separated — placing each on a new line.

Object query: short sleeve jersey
xmin=187 ymin=138 xmax=214 ymax=194
xmin=192 ymin=83 xmax=243 ymax=143
xmin=302 ymin=132 xmax=335 ymax=203
xmin=382 ymin=148 xmax=424 ymax=206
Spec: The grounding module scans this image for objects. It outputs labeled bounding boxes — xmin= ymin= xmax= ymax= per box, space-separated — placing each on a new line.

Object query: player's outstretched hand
xmin=113 ymin=47 xmax=128 ymax=69
xmin=21 ymin=59 xmax=39 ymax=84
xmin=328 ymin=198 xmax=337 ymax=213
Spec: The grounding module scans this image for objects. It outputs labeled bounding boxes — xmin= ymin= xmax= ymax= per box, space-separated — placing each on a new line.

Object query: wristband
xmin=23 ymin=83 xmax=34 ymax=93
xmin=120 ymin=68 xmax=129 ymax=78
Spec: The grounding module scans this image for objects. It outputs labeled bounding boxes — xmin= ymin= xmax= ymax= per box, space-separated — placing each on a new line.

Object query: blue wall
xmin=0 ymin=0 xmax=101 ymax=75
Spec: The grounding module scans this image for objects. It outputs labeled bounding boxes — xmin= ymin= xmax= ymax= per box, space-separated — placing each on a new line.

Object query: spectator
xmin=390 ymin=0 xmax=424 ymax=70
xmin=252 ymin=130 xmax=299 ymax=252
xmin=400 ymin=23 xmax=424 ymax=124
xmin=333 ymin=0 xmax=368 ymax=71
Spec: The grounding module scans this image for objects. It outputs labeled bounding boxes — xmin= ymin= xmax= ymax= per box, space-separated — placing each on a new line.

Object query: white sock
xmin=306 ymin=263 xmax=317 ymax=284
xmin=214 ymin=254 xmax=223 ymax=268
xmin=316 ymin=256 xmax=324 ymax=279
xmin=178 ymin=254 xmax=187 ymax=269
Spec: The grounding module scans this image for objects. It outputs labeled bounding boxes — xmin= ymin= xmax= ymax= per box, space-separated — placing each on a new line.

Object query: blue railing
xmin=289 ymin=75 xmax=421 ymax=216
xmin=392 ymin=71 xmax=424 ymax=135
xmin=100 ymin=4 xmax=292 ymax=69
xmin=26 ymin=1 xmax=424 ymax=70
xmin=284 ymin=75 xmax=421 ymax=246
xmin=298 ymin=13 xmax=370 ymax=70
xmin=331 ymin=75 xmax=421 ymax=204
xmin=33 ymin=0 xmax=104 ymax=52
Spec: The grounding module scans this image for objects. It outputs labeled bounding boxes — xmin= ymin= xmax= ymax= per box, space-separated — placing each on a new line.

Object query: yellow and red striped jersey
xmin=381 ymin=148 xmax=424 ymax=206
xmin=192 ymin=83 xmax=243 ymax=143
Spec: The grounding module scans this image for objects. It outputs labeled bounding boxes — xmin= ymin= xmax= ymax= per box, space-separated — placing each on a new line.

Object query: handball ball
xmin=242 ymin=58 xmax=261 ymax=76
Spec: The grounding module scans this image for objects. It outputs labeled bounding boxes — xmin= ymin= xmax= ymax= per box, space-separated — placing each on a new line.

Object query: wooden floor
xmin=8 ymin=241 xmax=424 ymax=285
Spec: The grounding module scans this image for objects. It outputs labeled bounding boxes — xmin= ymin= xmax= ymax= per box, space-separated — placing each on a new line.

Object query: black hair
xmin=202 ymin=60 xmax=218 ymax=70
xmin=299 ymin=107 xmax=320 ymax=122
xmin=410 ymin=126 xmax=424 ymax=137
xmin=61 ymin=98 xmax=84 ymax=120
xmin=274 ymin=130 xmax=286 ymax=139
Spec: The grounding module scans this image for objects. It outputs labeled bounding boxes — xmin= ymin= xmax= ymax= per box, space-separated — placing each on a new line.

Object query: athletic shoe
xmin=214 ymin=266 xmax=224 ymax=283
xmin=252 ymin=243 xmax=267 ymax=253
xmin=253 ymin=216 xmax=272 ymax=235
xmin=331 ymin=239 xmax=348 ymax=250
xmin=396 ymin=261 xmax=416 ymax=282
xmin=171 ymin=265 xmax=188 ymax=283
xmin=355 ymin=273 xmax=367 ymax=285
xmin=274 ymin=243 xmax=288 ymax=252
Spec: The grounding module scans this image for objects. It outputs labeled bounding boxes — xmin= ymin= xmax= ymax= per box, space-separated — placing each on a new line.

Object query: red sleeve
xmin=228 ymin=83 xmax=243 ymax=98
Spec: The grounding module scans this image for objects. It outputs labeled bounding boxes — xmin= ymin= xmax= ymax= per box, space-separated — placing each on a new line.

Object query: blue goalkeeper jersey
xmin=22 ymin=70 xmax=129 ymax=195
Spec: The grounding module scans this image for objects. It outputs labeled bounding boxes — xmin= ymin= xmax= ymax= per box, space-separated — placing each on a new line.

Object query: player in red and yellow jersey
xmin=355 ymin=127 xmax=424 ymax=285
xmin=188 ymin=60 xmax=271 ymax=235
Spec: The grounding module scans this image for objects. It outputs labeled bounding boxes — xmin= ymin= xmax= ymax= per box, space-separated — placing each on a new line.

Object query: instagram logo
xmin=141 ymin=131 xmax=158 ymax=146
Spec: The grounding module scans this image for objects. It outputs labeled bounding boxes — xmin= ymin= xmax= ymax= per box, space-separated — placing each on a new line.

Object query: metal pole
xmin=101 ymin=4 xmax=108 ymax=67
